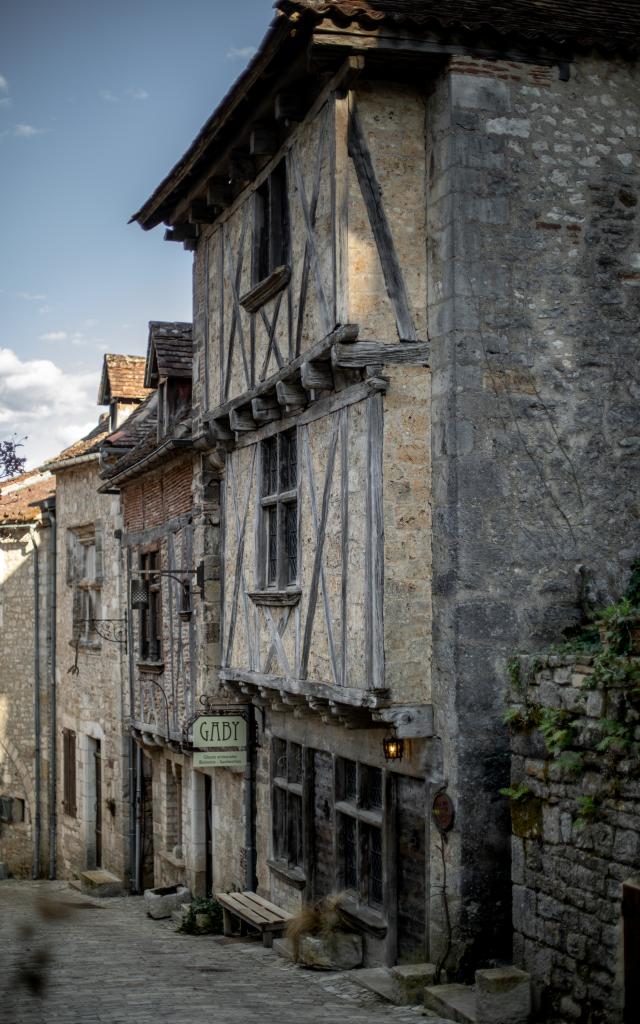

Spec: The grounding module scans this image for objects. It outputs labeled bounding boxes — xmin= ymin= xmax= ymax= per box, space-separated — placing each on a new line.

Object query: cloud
xmin=12 ymin=124 xmax=47 ymax=139
xmin=39 ymin=331 xmax=67 ymax=342
xmin=0 ymin=74 xmax=8 ymax=93
xmin=39 ymin=305 xmax=53 ymax=315
xmin=100 ymin=87 xmax=149 ymax=102
xmin=17 ymin=292 xmax=47 ymax=302
xmin=0 ymin=347 xmax=99 ymax=467
xmin=226 ymin=46 xmax=257 ymax=60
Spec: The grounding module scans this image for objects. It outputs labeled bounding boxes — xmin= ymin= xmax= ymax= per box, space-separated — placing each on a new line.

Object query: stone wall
xmin=0 ymin=524 xmax=52 ymax=877
xmin=508 ymin=654 xmax=639 ymax=1023
xmin=55 ymin=461 xmax=129 ymax=882
xmin=426 ymin=52 xmax=640 ymax=974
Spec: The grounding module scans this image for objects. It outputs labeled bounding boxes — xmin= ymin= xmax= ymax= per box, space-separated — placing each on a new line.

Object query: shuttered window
xmin=62 ymin=728 xmax=77 ymax=818
xmin=260 ymin=430 xmax=298 ymax=589
xmin=67 ymin=523 xmax=103 ymax=646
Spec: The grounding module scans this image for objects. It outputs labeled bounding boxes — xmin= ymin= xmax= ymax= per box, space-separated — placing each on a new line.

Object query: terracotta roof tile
xmin=277 ymin=1 xmax=640 ymax=51
xmin=98 ymin=354 xmax=152 ymax=405
xmin=145 ymin=322 xmax=193 ymax=387
xmin=0 ymin=469 xmax=55 ymax=524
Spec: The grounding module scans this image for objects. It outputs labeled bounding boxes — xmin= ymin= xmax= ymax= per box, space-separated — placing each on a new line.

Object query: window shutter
xmin=94 ymin=525 xmax=104 ymax=585
xmin=69 ymin=731 xmax=76 ymax=817
xmin=66 ymin=530 xmax=76 ymax=585
xmin=71 ymin=586 xmax=82 ymax=641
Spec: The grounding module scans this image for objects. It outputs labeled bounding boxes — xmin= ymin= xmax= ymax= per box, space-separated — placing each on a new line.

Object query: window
xmin=254 ymin=160 xmax=289 ymax=284
xmin=62 ymin=729 xmax=77 ymax=818
xmin=140 ymin=550 xmax=162 ymax=662
xmin=260 ymin=429 xmax=298 ymax=589
xmin=272 ymin=738 xmax=304 ymax=871
xmin=165 ymin=760 xmax=183 ymax=854
xmin=67 ymin=525 xmax=102 ymax=646
xmin=336 ymin=760 xmax=384 ymax=909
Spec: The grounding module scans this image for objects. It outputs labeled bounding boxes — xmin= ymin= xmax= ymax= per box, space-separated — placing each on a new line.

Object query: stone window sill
xmin=248 ymin=588 xmax=301 ymax=608
xmin=137 ymin=660 xmax=165 ymax=674
xmin=337 ymin=896 xmax=387 ymax=937
xmin=160 ymin=850 xmax=185 ymax=869
xmin=267 ymin=859 xmax=307 ymax=890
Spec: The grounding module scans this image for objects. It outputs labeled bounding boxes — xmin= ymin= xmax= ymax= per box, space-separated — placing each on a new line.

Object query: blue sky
xmin=0 ymin=0 xmax=273 ymax=466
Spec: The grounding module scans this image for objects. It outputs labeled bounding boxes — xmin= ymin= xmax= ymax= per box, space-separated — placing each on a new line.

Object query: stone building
xmin=98 ymin=323 xmax=208 ymax=895
xmin=47 ymin=355 xmax=149 ymax=886
xmin=0 ymin=469 xmax=55 ymax=879
xmin=130 ymin=0 xmax=640 ymax=979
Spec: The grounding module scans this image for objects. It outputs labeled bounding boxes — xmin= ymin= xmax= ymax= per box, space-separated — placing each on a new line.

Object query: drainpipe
xmin=43 ymin=498 xmax=57 ymax=880
xmin=244 ymin=703 xmax=256 ymax=892
xmin=125 ymin=546 xmax=139 ymax=892
xmin=32 ymin=527 xmax=42 ymax=879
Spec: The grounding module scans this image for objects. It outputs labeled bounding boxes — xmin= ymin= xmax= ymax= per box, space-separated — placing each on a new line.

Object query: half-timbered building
xmin=130 ymin=0 xmax=640 ymax=979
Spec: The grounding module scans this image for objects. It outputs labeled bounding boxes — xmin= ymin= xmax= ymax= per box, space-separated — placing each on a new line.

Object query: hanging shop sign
xmin=193 ymin=714 xmax=247 ymax=749
xmin=191 ymin=713 xmax=247 ymax=769
xmin=193 ymin=749 xmax=246 ymax=768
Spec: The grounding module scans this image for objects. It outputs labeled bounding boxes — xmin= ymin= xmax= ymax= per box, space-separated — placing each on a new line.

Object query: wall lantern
xmin=383 ymin=734 xmax=404 ymax=762
xmin=130 ymin=577 xmax=149 ymax=611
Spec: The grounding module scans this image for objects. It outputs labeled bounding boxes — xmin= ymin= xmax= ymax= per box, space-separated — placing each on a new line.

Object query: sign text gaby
xmin=192 ymin=714 xmax=247 ymax=749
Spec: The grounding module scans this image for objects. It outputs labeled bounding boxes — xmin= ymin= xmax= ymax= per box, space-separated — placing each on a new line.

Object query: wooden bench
xmin=215 ymin=890 xmax=293 ymax=947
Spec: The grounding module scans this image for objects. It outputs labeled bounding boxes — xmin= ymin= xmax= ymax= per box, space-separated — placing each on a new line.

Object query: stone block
xmin=296 ymin=931 xmax=362 ymax=971
xmin=144 ymin=883 xmax=191 ymax=919
xmin=390 ymin=963 xmax=437 ymax=1005
xmin=80 ymin=870 xmax=123 ymax=898
xmin=475 ymin=966 xmax=531 ymax=1024
xmin=451 ymin=74 xmax=511 ymax=114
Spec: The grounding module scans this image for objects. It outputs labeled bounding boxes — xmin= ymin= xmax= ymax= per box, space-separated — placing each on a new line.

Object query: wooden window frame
xmin=69 ymin=525 xmax=102 ymax=648
xmin=270 ymin=738 xmax=309 ymax=882
xmin=139 ymin=548 xmax=162 ymax=664
xmin=335 ymin=759 xmax=384 ymax=910
xmin=259 ymin=429 xmax=299 ymax=592
xmin=253 ymin=159 xmax=289 ymax=286
xmin=62 ymin=728 xmax=77 ymax=818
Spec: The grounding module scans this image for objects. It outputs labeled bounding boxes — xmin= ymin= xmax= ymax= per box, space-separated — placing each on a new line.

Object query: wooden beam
xmin=250 ymin=125 xmax=279 ymax=156
xmin=206 ymin=177 xmax=232 ymax=207
xmin=332 ymin=341 xmax=430 ymax=368
xmin=229 ymin=406 xmax=257 ymax=432
xmin=164 ymin=223 xmax=198 ymax=242
xmin=228 ymin=151 xmax=255 ymax=184
xmin=208 ymin=419 xmax=234 ymax=442
xmin=274 ymin=92 xmax=306 ymax=123
xmin=251 ymin=395 xmax=281 ymax=424
xmin=189 ymin=200 xmax=218 ymax=224
xmin=301 ymin=359 xmax=334 ymax=390
xmin=240 ymin=265 xmax=291 ymax=315
xmin=276 ymin=380 xmax=307 ymax=410
xmin=349 ymin=103 xmax=418 ymax=342
xmin=183 ymin=239 xmax=198 ymax=252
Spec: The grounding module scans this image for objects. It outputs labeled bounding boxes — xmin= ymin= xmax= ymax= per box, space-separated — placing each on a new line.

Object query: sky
xmin=0 ymin=0 xmax=274 ymax=467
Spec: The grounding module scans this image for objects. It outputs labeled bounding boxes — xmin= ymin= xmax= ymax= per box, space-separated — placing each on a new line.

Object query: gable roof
xmin=278 ymin=1 xmax=640 ymax=51
xmin=144 ymin=322 xmax=193 ymax=388
xmin=0 ymin=469 xmax=55 ymax=525
xmin=130 ymin=0 xmax=640 ymax=231
xmin=97 ymin=354 xmax=151 ymax=405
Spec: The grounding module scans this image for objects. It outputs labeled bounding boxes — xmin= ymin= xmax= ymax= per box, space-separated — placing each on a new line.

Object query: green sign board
xmin=193 ymin=749 xmax=246 ymax=769
xmin=192 ymin=715 xmax=247 ymax=750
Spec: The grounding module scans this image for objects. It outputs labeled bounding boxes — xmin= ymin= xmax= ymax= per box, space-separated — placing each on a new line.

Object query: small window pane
xmin=368 ymin=826 xmax=383 ymax=906
xmin=274 ymin=787 xmax=287 ymax=860
xmin=267 ymin=507 xmax=278 ymax=584
xmin=288 ymin=742 xmax=302 ymax=784
xmin=280 ymin=431 xmax=297 ymax=491
xmin=342 ymin=760 xmax=357 ymax=804
xmin=288 ymin=792 xmax=303 ymax=868
xmin=285 ymin=503 xmax=297 ymax=583
xmin=363 ymin=766 xmax=383 ymax=810
xmin=263 ymin=437 xmax=278 ymax=496
xmin=273 ymin=738 xmax=287 ymax=779
xmin=341 ymin=815 xmax=358 ymax=891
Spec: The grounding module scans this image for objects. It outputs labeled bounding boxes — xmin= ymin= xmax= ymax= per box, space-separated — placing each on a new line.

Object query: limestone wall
xmin=508 ymin=654 xmax=639 ymax=1023
xmin=55 ymin=462 xmax=129 ymax=882
xmin=426 ymin=53 xmax=640 ymax=972
xmin=0 ymin=524 xmax=52 ymax=877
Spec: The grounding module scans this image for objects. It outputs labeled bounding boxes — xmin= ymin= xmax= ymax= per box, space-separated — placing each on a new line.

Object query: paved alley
xmin=0 ymin=881 xmax=431 ymax=1024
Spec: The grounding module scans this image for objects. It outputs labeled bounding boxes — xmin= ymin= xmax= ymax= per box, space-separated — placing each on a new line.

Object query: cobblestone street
xmin=0 ymin=881 xmax=429 ymax=1024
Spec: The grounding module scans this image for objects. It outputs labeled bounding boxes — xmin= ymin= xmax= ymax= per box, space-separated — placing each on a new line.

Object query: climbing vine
xmin=503 ymin=561 xmax=640 ymax=829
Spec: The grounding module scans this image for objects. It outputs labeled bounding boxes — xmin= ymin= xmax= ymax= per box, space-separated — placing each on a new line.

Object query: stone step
xmin=352 ymin=963 xmax=437 ymax=1006
xmin=80 ymin=870 xmax=124 ymax=898
xmin=171 ymin=902 xmax=192 ymax=927
xmin=68 ymin=878 xmax=82 ymax=892
xmin=424 ymin=983 xmax=477 ymax=1024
